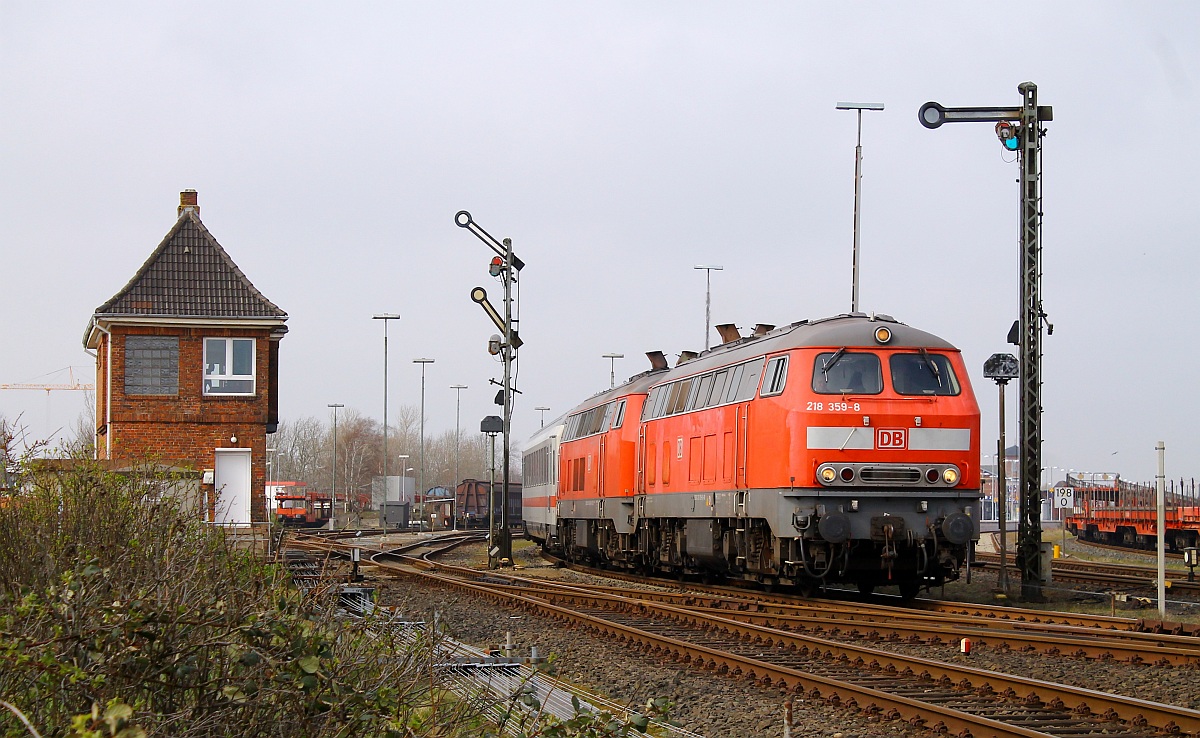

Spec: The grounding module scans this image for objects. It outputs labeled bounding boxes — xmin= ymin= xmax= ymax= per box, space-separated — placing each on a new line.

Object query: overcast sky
xmin=2 ymin=2 xmax=1196 ymax=483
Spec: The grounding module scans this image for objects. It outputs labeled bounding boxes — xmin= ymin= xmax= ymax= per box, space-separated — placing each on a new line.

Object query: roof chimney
xmin=752 ymin=323 xmax=775 ymax=337
xmin=646 ymin=351 xmax=668 ymax=371
xmin=178 ymin=189 xmax=199 ymax=217
xmin=716 ymin=324 xmax=741 ymax=344
xmin=677 ymin=351 xmax=699 ymax=366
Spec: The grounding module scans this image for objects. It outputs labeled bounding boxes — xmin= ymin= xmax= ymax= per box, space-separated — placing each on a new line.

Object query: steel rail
xmin=424 ymin=573 xmax=1200 ymax=666
xmin=537 ymin=551 xmax=1183 ymax=633
xmin=310 ymin=539 xmax=1200 ymax=662
xmin=293 ymin=538 xmax=1200 ymax=736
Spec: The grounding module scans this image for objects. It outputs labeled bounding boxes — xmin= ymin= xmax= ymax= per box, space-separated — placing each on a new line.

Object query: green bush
xmin=0 ymin=440 xmax=667 ymax=738
xmin=0 ymin=450 xmax=489 ymax=737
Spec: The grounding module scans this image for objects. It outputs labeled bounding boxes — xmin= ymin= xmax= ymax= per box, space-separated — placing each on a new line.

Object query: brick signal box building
xmin=84 ymin=190 xmax=288 ymax=525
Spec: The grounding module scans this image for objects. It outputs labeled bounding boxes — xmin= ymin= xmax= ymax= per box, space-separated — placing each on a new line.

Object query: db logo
xmin=877 ymin=429 xmax=907 ymax=449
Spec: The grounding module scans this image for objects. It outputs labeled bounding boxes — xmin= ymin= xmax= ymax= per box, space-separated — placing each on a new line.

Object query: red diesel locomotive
xmin=523 ymin=313 xmax=981 ymax=597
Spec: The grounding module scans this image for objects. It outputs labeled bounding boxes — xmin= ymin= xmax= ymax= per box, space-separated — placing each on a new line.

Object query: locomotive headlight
xmin=819 ymin=466 xmax=837 ymax=484
xmin=942 ymin=467 xmax=960 ymax=485
xmin=874 ymin=326 xmax=892 ymax=344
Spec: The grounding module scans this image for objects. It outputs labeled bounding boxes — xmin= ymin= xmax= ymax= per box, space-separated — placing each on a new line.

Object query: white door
xmin=214 ymin=449 xmax=252 ymax=526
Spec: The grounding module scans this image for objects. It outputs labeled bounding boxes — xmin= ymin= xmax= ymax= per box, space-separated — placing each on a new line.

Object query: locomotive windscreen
xmin=812 ymin=351 xmax=882 ymax=394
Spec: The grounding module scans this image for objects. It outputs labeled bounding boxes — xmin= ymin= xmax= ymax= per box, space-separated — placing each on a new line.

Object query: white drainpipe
xmin=88 ymin=319 xmax=113 ymax=459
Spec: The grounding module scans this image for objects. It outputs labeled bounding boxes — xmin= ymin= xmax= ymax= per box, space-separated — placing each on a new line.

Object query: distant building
xmin=83 ymin=190 xmax=288 ymax=526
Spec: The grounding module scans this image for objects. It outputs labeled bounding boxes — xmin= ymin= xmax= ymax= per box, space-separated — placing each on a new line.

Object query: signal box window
xmin=812 ymin=351 xmax=882 ymax=394
xmin=760 ymin=355 xmax=788 ymax=397
xmin=204 ymin=338 xmax=255 ymax=395
xmin=890 ymin=353 xmax=960 ymax=396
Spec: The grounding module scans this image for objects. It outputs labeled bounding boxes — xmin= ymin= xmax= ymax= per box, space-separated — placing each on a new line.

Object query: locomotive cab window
xmin=611 ymin=399 xmax=627 ymax=429
xmin=760 ymin=355 xmax=788 ymax=397
xmin=812 ymin=351 xmax=882 ymax=394
xmin=889 ymin=352 xmax=960 ymax=396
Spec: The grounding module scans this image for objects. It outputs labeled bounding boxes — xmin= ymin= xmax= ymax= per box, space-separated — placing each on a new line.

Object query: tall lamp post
xmin=535 ymin=406 xmax=550 ymax=428
xmin=373 ymin=313 xmax=400 ymax=501
xmin=693 ymin=265 xmax=723 ymax=351
xmin=413 ymin=359 xmax=434 ymax=507
xmin=327 ymin=403 xmax=344 ymax=530
xmin=836 ymin=101 xmax=884 ymax=313
xmin=602 ymin=353 xmax=624 ymax=389
xmin=450 ymin=383 xmax=467 ymax=530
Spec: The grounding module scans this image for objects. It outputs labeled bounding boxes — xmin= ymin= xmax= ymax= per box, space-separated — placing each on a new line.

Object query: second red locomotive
xmin=524 ymin=313 xmax=981 ymax=597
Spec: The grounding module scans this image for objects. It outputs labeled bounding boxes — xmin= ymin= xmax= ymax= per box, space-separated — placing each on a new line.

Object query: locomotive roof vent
xmin=716 ymin=323 xmax=741 ymax=344
xmin=646 ymin=351 xmax=668 ymax=371
xmin=753 ymin=323 xmax=775 ymax=337
xmin=677 ymin=351 xmax=698 ymax=366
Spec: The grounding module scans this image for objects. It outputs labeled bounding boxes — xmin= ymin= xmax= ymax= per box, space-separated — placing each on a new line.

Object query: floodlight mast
xmin=836 ymin=102 xmax=884 ymax=313
xmin=921 ymin=83 xmax=1052 ymax=601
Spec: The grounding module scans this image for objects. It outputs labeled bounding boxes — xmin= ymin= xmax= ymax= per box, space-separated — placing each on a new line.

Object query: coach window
xmin=723 ymin=365 xmax=745 ymax=403
xmin=812 ymin=351 xmax=882 ymax=394
xmin=662 ymin=380 xmax=683 ymax=415
xmin=204 ymin=337 xmax=255 ymax=395
xmin=691 ymin=374 xmax=713 ymax=411
xmin=642 ymin=387 xmax=662 ymax=420
xmin=611 ymin=399 xmax=627 ymax=429
xmin=760 ymin=355 xmax=788 ymax=397
xmin=707 ymin=370 xmax=729 ymax=407
xmin=890 ymin=352 xmax=960 ymax=396
xmin=731 ymin=358 xmax=765 ymax=402
xmin=683 ymin=378 xmax=706 ymax=412
xmin=652 ymin=384 xmax=671 ymax=418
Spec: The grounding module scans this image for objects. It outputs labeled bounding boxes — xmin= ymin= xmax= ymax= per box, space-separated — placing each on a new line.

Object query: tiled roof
xmin=94 ymin=209 xmax=287 ymax=320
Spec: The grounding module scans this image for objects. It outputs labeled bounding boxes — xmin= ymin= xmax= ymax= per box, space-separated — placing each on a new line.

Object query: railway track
xmin=288 ymin=533 xmax=1200 ymax=737
xmin=974 ymin=550 xmax=1200 ymax=596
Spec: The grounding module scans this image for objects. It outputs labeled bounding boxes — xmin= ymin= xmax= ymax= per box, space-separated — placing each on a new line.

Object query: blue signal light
xmin=995 ymin=121 xmax=1021 ymax=151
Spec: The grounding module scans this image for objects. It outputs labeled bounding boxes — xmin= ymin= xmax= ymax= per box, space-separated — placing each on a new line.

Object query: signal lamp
xmin=489 ymin=256 xmax=504 ymax=277
xmin=874 ymin=326 xmax=892 ymax=344
xmin=839 ymin=467 xmax=855 ymax=482
xmin=943 ymin=468 xmax=959 ymax=485
xmin=926 ymin=469 xmax=940 ymax=483
xmin=819 ymin=466 xmax=837 ymax=484
xmin=995 ymin=121 xmax=1020 ymax=151
xmin=488 ymin=334 xmax=503 ymax=355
